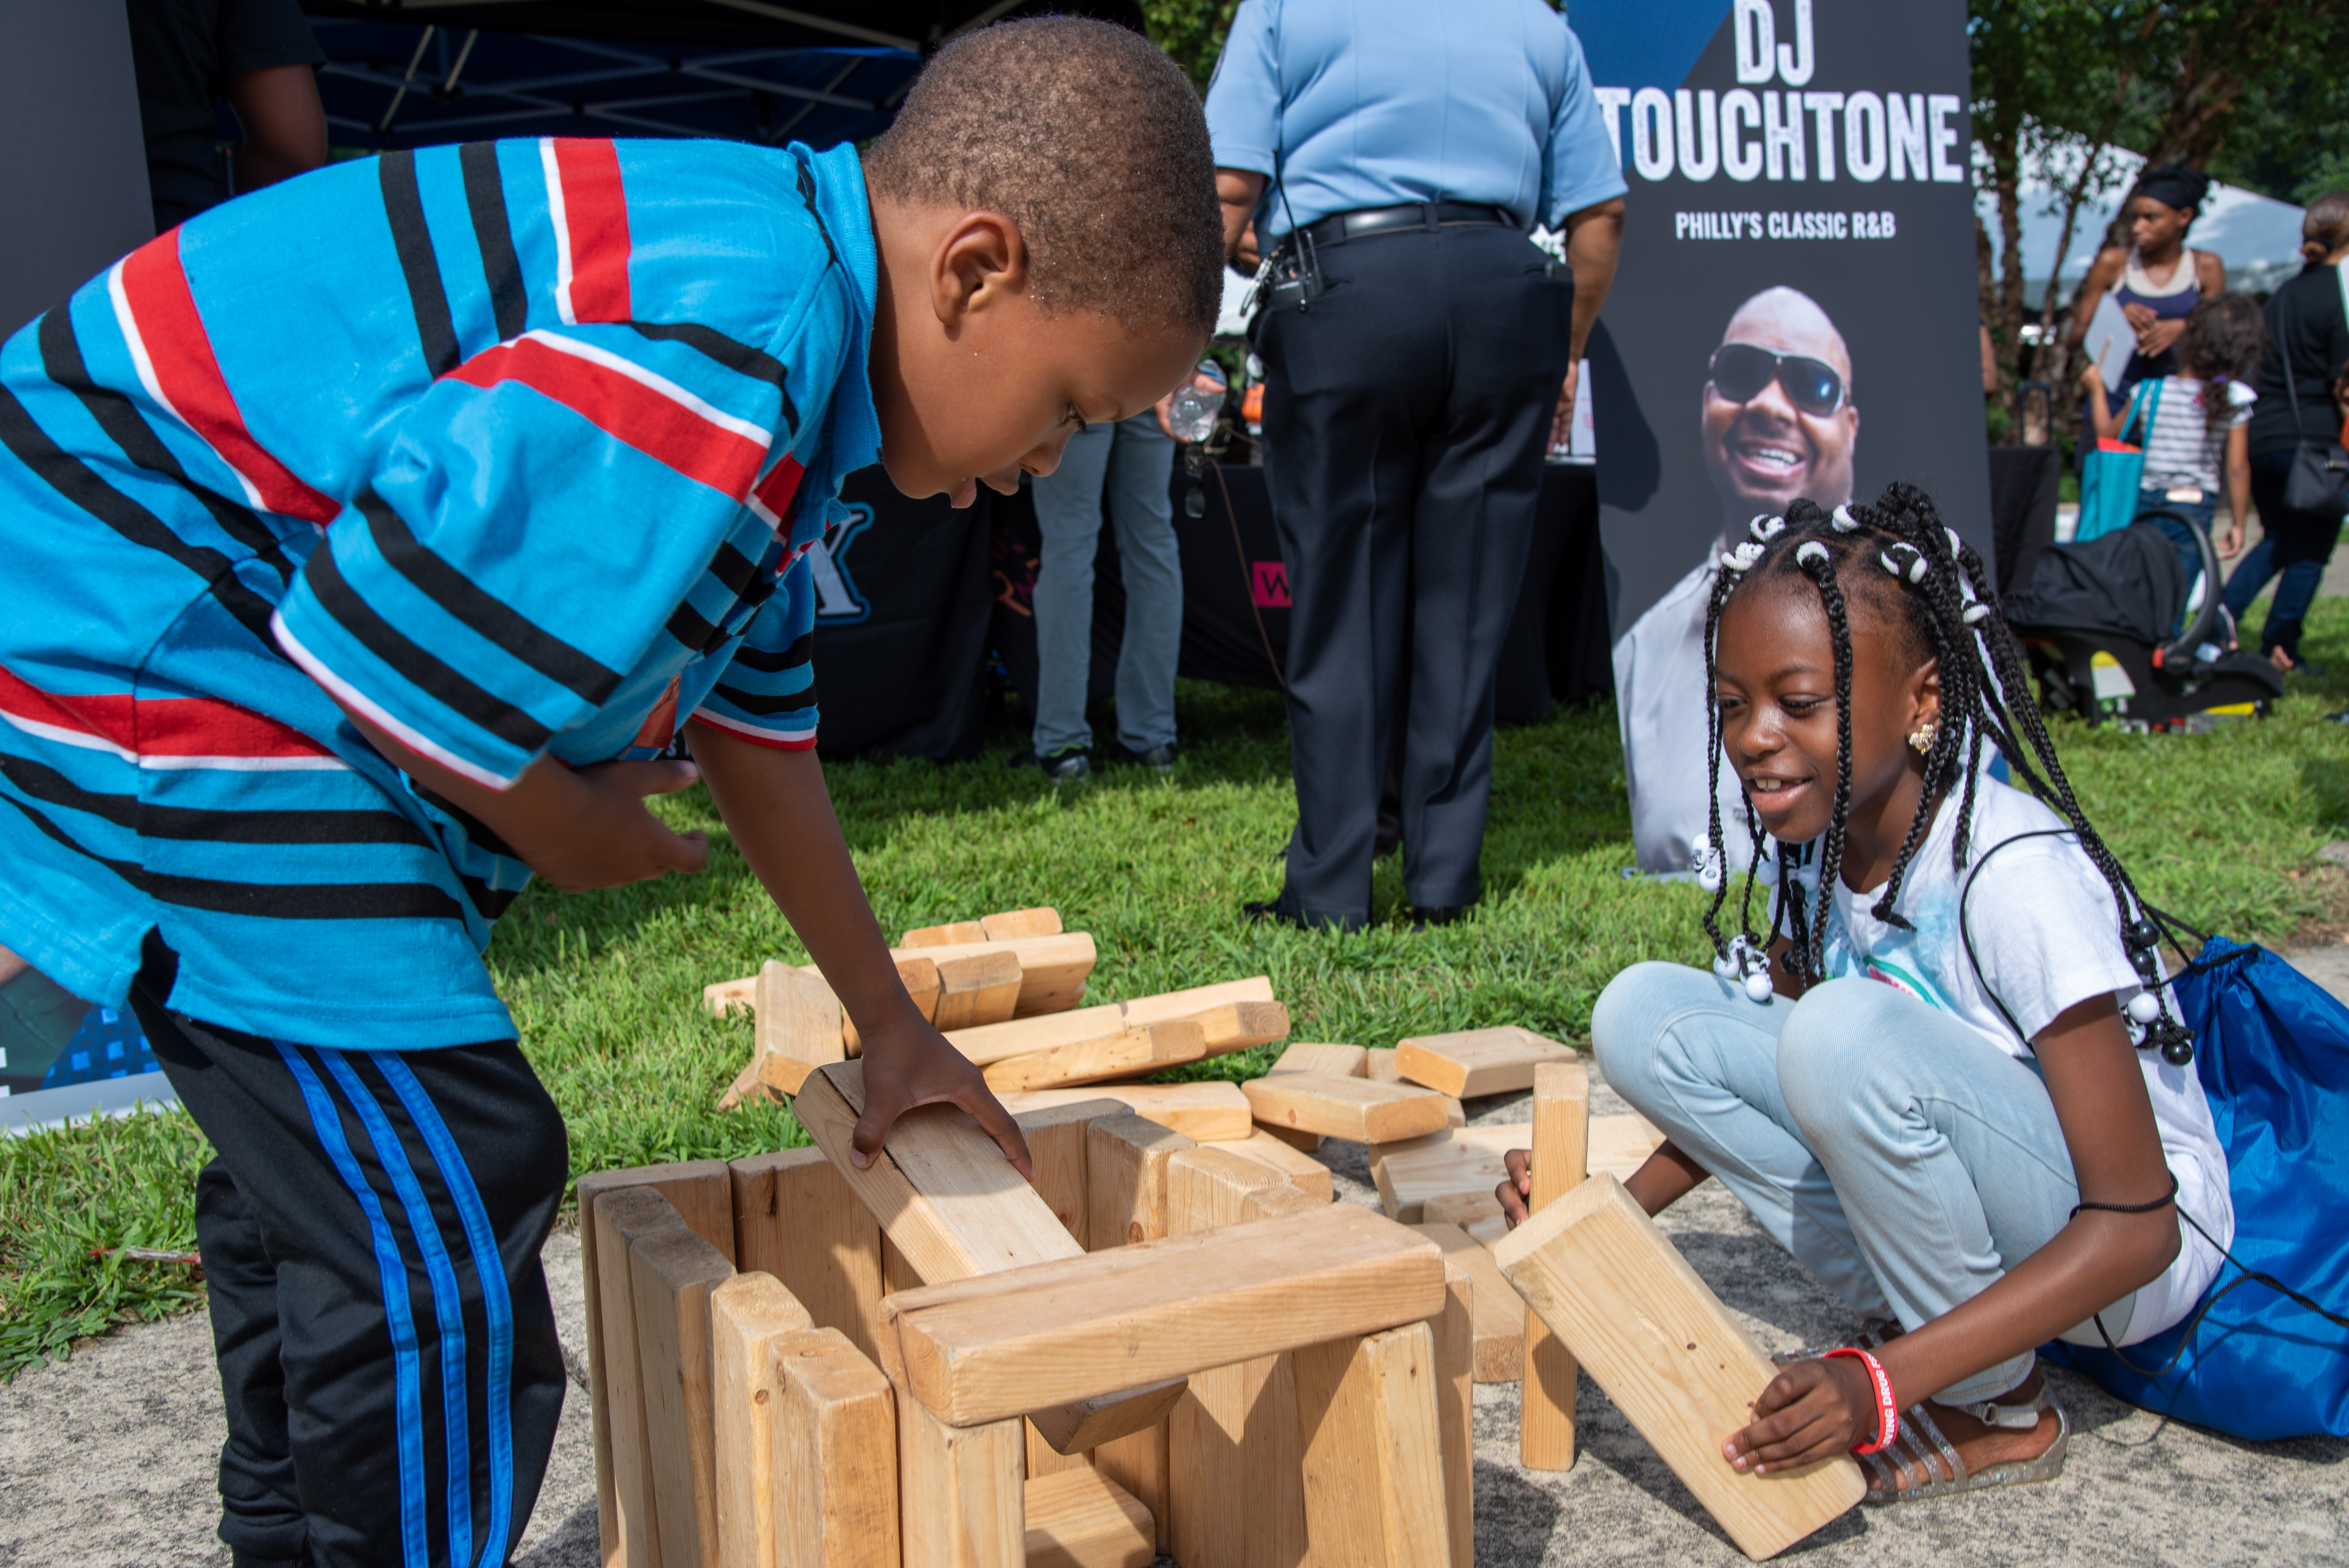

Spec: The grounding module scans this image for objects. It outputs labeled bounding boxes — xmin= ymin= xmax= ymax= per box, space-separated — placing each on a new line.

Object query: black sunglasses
xmin=1709 ymin=343 xmax=1847 ymax=417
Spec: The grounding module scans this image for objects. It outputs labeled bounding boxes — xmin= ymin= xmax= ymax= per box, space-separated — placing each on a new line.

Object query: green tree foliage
xmin=1141 ymin=0 xmax=1243 ymax=91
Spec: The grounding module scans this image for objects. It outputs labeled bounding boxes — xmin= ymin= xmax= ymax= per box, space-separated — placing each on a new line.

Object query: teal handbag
xmin=2076 ymin=378 xmax=2161 ymax=543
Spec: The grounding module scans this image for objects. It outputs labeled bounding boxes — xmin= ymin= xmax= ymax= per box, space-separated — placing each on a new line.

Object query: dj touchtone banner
xmin=1563 ymin=0 xmax=1990 ymax=872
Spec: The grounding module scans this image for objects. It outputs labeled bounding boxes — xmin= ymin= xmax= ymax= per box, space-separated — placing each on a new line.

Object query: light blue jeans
xmin=1029 ymin=412 xmax=1182 ymax=755
xmin=1593 ymin=963 xmax=2137 ymax=1403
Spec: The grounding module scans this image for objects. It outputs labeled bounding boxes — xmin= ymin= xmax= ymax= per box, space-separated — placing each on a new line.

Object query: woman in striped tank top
xmin=2065 ymin=164 xmax=2226 ymax=409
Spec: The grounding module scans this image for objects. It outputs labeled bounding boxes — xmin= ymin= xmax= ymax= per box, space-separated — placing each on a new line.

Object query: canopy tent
xmin=299 ymin=0 xmax=1144 ymax=151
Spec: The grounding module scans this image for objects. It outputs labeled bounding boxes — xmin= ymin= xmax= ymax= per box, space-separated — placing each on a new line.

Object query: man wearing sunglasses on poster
xmin=1617 ymin=285 xmax=1860 ymax=875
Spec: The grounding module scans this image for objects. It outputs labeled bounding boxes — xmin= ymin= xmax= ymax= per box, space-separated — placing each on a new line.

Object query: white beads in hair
xmin=1945 ymin=527 xmax=1966 ymax=557
xmin=1723 ymin=540 xmax=1766 ymax=572
xmin=1963 ymin=602 xmax=1993 ymax=625
xmin=1880 ymin=544 xmax=1927 ymax=583
xmin=1795 ymin=541 xmax=1829 ymax=567
xmin=1830 ymin=504 xmax=1861 ymax=532
xmin=1750 ymin=514 xmax=1787 ymax=542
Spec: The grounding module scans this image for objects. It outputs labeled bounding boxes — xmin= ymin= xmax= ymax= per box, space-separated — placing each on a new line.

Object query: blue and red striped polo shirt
xmin=0 ymin=136 xmax=881 ymax=1049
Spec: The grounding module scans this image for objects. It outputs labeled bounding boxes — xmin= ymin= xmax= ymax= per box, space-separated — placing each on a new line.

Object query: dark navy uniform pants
xmin=134 ymin=982 xmax=569 ymax=1568
xmin=1255 ymin=222 xmax=1574 ymax=927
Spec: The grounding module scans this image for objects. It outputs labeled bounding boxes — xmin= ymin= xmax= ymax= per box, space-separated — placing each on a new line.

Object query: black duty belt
xmin=1299 ymin=202 xmax=1517 ymax=249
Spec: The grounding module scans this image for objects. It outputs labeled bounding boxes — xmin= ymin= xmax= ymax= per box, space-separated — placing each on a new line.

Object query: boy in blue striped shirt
xmin=0 ymin=20 xmax=1218 ymax=1565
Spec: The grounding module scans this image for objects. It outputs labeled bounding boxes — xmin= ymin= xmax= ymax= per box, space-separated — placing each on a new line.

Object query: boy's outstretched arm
xmin=686 ymin=720 xmax=1033 ymax=1178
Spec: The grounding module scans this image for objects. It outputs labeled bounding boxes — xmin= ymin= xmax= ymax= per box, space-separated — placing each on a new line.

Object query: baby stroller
xmin=2000 ymin=505 xmax=2283 ymax=727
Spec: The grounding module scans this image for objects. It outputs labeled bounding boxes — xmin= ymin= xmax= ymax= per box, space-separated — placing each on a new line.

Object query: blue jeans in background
xmin=1593 ymin=962 xmax=2137 ymax=1404
xmin=2137 ymin=489 xmax=2215 ymax=624
xmin=2222 ymin=447 xmax=2343 ymax=661
xmin=1029 ymin=412 xmax=1182 ymax=756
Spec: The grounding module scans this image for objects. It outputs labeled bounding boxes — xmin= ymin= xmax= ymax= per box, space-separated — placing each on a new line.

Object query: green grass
xmin=8 ymin=597 xmax=2349 ymax=1377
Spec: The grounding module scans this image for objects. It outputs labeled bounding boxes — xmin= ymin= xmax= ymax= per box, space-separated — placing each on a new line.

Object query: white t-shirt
xmin=2134 ymin=376 xmax=2255 ymax=493
xmin=1613 ymin=553 xmax=1754 ymax=874
xmin=1807 ymin=779 xmax=2233 ymax=1340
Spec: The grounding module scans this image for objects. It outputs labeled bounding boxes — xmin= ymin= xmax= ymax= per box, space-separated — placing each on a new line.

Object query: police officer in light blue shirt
xmin=1207 ymin=0 xmax=1626 ymax=932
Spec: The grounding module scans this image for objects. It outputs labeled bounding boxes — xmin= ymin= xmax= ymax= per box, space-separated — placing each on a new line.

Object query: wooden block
xmin=882 ymin=1206 xmax=1446 ymax=1427
xmin=631 ymin=1225 xmax=736 ymax=1568
xmin=1432 ymin=1260 xmax=1474 ymax=1568
xmin=1116 ymin=975 xmax=1274 ymax=1028
xmin=774 ymin=1327 xmax=898 ymax=1568
xmin=1394 ymin=1026 xmax=1577 ymax=1099
xmin=1023 ymin=1468 xmax=1153 ymax=1568
xmin=1182 ymin=1000 xmax=1290 ymax=1058
xmin=1242 ymin=1073 xmax=1452 ymax=1144
xmin=896 ymin=1389 xmax=1025 ymax=1568
xmin=712 ymin=1274 xmax=813 ymax=1568
xmin=1292 ymin=1322 xmax=1450 ymax=1568
xmin=1217 ymin=1129 xmax=1335 ymax=1202
xmin=946 ymin=1005 xmax=1128 ymax=1068
xmin=933 ymin=951 xmax=1025 ymax=1033
xmin=982 ymin=1022 xmax=1206 ymax=1093
xmin=1012 ymin=1097 xmax=1134 ymax=1251
xmin=904 ymin=919 xmax=989 ymax=948
xmin=884 ymin=1235 xmax=923 ymax=1297
xmin=1364 ymin=1047 xmax=1401 ymax=1083
xmin=1084 ymin=1113 xmax=1194 ymax=1252
xmin=1411 ymin=1221 xmax=1526 ymax=1383
xmin=1027 ymin=1376 xmax=1189 ymax=1457
xmin=1027 ymin=1420 xmax=1092 ymax=1480
xmin=1259 ymin=1122 xmax=1324 ymax=1153
xmin=731 ymin=1148 xmax=885 ymax=1365
xmin=583 ymin=1161 xmax=738 ymax=1264
xmin=890 ymin=934 xmax=1097 ymax=1019
xmin=998 ymin=1083 xmax=1252 ymax=1143
xmin=1269 ymin=1042 xmax=1367 ymax=1078
xmin=1497 ymin=1177 xmax=1865 ymax=1559
xmin=1522 ymin=1062 xmax=1588 ymax=1474
xmin=1092 ymin=1425 xmax=1170 ymax=1557
xmin=705 ymin=973 xmax=757 ymax=1016
xmin=794 ymin=1062 xmax=1080 ymax=1286
xmin=719 ymin=1053 xmax=779 ymax=1112
xmin=1167 ymin=1144 xmax=1290 ymax=1230
xmin=980 ymin=906 xmax=1063 ymax=941
xmin=899 ymin=956 xmax=943 ymax=1022
xmin=754 ymin=961 xmax=846 ymax=1096
xmin=1367 ymin=1126 xmax=1523 ymax=1222
xmin=1422 ymin=1190 xmax=1505 ymax=1241
xmin=588 ymin=1185 xmax=688 ymax=1568
xmin=1592 ymin=1111 xmax=1669 ymax=1181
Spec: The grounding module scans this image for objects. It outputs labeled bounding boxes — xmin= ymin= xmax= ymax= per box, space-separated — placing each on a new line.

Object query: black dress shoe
xmin=1243 ymin=898 xmax=1309 ymax=930
xmin=1108 ymin=739 xmax=1179 ymax=774
xmin=1407 ymin=902 xmax=1476 ymax=932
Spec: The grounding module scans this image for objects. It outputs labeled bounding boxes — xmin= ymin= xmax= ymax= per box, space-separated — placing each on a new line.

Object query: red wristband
xmin=1823 ymin=1347 xmax=1898 ymax=1455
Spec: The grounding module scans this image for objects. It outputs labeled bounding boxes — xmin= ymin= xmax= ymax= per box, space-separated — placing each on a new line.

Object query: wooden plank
xmin=1116 ymin=975 xmax=1274 ymax=1029
xmin=719 ymin=1053 xmax=779 ymax=1112
xmin=1411 ymin=1221 xmax=1526 ymax=1383
xmin=1084 ymin=1112 xmax=1194 ymax=1252
xmin=1028 ymin=1376 xmax=1189 ymax=1457
xmin=1432 ymin=1260 xmax=1474 ymax=1568
xmin=1367 ymin=1126 xmax=1524 ymax=1223
xmin=1394 ymin=1026 xmax=1577 ymax=1099
xmin=774 ymin=1326 xmax=899 ymax=1568
xmin=1027 ymin=1421 xmax=1092 ymax=1479
xmin=1591 ymin=1111 xmax=1669 ymax=1181
xmin=1023 ymin=1469 xmax=1154 ymax=1568
xmin=889 ymin=933 xmax=1098 ymax=1019
xmin=704 ymin=973 xmax=757 ymax=1017
xmin=900 ymin=956 xmax=944 ymax=1023
xmin=982 ymin=1022 xmax=1206 ymax=1093
xmin=712 ymin=1274 xmax=813 ymax=1568
xmin=1167 ymin=1144 xmax=1289 ymax=1228
xmin=1011 ymin=1098 xmax=1132 ymax=1252
xmin=1292 ymin=1322 xmax=1450 ymax=1568
xmin=1216 ymin=1129 xmax=1335 ymax=1202
xmin=1522 ymin=1062 xmax=1588 ymax=1473
xmin=794 ymin=1062 xmax=1079 ymax=1286
xmin=587 ymin=1185 xmax=688 ymax=1568
xmin=583 ymin=1161 xmax=737 ymax=1264
xmin=998 ymin=1083 xmax=1251 ymax=1143
xmin=897 ymin=1387 xmax=1026 ymax=1568
xmin=1259 ymin=1122 xmax=1324 ymax=1153
xmin=1269 ymin=1042 xmax=1367 ymax=1078
xmin=1242 ymin=1073 xmax=1452 ymax=1144
xmin=1497 ymin=1176 xmax=1866 ymax=1559
xmin=708 ymin=956 xmax=937 ymax=1023
xmin=754 ymin=961 xmax=846 ymax=1096
xmin=904 ymin=919 xmax=989 ymax=948
xmin=980 ymin=906 xmax=1063 ymax=941
xmin=1364 ymin=1048 xmax=1401 ymax=1083
xmin=731 ymin=1148 xmax=885 ymax=1365
xmin=1423 ymin=1190 xmax=1509 ymax=1247
xmin=631 ymin=1225 xmax=736 ymax=1568
xmin=1091 ymin=1425 xmax=1170 ymax=1558
xmin=946 ymin=1005 xmax=1128 ymax=1068
xmin=933 ymin=951 xmax=1025 ymax=1033
xmin=1183 ymin=1000 xmax=1290 ymax=1057
xmin=881 ymin=1207 xmax=1447 ymax=1427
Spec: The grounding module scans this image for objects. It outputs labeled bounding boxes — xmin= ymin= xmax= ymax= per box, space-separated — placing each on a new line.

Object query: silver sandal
xmin=1768 ymin=1337 xmax=2069 ymax=1503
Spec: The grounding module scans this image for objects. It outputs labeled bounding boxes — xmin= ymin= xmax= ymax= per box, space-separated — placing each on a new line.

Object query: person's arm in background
xmin=1542 ymin=22 xmax=1631 ymax=447
xmin=225 ymin=62 xmax=324 ymax=193
xmin=1551 ymin=197 xmax=1624 ymax=447
xmin=2076 ymin=364 xmax=2123 ymax=441
xmin=1201 ymin=0 xmax=1278 ymax=273
xmin=1218 ymin=169 xmax=1267 ymax=267
xmin=2062 ymin=246 xmax=2128 ymax=351
xmin=2221 ymin=420 xmax=2250 ymax=557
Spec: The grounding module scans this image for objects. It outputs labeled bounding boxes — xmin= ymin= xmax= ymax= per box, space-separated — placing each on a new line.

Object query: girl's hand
xmin=2217 ymin=526 xmax=2244 ymax=559
xmin=1723 ymin=1355 xmax=1879 ymax=1474
xmin=2076 ymin=362 xmax=2104 ymax=393
xmin=848 ymin=1011 xmax=1033 ymax=1179
xmin=1496 ymin=1147 xmax=1535 ymax=1226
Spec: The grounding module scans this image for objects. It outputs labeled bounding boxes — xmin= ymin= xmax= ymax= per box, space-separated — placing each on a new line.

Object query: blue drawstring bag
xmin=2043 ymin=937 xmax=2349 ymax=1438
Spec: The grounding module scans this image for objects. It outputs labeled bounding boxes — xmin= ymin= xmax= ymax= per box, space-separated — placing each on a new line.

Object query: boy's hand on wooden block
xmin=835 ymin=1016 xmax=1034 ymax=1180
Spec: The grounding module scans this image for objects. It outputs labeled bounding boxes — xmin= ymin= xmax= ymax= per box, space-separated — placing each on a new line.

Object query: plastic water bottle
xmin=1168 ymin=362 xmax=1229 ymax=444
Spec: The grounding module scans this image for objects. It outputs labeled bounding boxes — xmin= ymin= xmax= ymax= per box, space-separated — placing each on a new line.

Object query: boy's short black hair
xmin=863 ymin=17 xmax=1223 ymax=339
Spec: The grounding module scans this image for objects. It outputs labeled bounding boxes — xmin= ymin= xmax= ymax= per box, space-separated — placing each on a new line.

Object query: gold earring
xmin=1908 ymin=719 xmax=1939 ymax=754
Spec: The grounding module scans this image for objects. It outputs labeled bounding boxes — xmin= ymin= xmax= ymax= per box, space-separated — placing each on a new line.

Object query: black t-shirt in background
xmin=127 ymin=0 xmax=323 ymax=233
xmin=2249 ymin=262 xmax=2349 ymax=456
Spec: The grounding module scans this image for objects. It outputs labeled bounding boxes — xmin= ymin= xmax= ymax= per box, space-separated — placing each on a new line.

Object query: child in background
xmin=0 ymin=19 xmax=1218 ymax=1565
xmin=2080 ymin=292 xmax=2265 ymax=592
xmin=1499 ymin=486 xmax=2231 ymax=1502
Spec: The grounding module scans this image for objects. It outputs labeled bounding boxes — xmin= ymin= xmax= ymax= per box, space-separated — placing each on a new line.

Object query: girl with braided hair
xmin=1498 ymin=483 xmax=2233 ymax=1501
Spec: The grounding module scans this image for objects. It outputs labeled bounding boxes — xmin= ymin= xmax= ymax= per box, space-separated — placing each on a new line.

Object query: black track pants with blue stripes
xmin=135 ymin=998 xmax=570 ymax=1568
